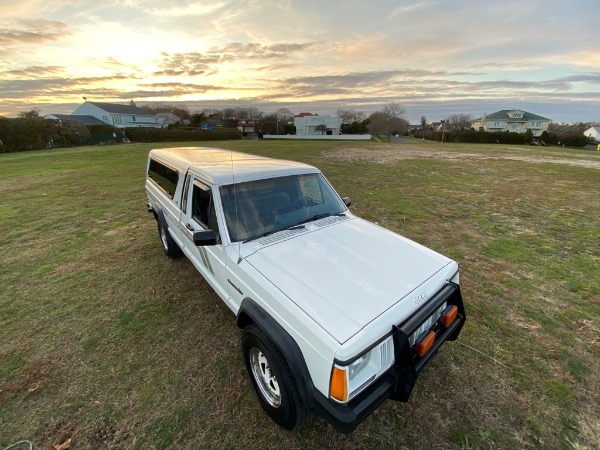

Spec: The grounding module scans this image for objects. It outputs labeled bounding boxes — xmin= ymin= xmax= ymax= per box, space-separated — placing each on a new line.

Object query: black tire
xmin=157 ymin=220 xmax=182 ymax=258
xmin=241 ymin=324 xmax=308 ymax=429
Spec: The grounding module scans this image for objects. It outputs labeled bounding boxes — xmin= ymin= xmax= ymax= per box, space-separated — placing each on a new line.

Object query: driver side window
xmin=191 ymin=180 xmax=220 ymax=234
xmin=298 ymin=175 xmax=324 ymax=203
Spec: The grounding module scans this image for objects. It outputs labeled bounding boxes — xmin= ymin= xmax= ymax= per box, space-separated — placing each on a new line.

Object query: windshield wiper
xmin=243 ymin=224 xmax=305 ymax=243
xmin=296 ymin=211 xmax=345 ymax=226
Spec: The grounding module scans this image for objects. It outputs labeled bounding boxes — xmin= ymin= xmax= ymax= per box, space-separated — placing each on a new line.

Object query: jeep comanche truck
xmin=145 ymin=146 xmax=466 ymax=433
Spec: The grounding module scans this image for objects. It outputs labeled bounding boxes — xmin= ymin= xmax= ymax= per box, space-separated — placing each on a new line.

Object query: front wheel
xmin=241 ymin=324 xmax=307 ymax=429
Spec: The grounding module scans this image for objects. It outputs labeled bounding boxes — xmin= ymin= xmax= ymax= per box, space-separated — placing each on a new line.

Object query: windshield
xmin=220 ymin=173 xmax=347 ymax=243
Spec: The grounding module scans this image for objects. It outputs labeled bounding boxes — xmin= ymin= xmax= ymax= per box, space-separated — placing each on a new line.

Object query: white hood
xmin=245 ymin=217 xmax=453 ymax=343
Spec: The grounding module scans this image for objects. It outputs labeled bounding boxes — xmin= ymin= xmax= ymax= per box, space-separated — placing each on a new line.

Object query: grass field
xmin=1 ymin=140 xmax=599 ymax=449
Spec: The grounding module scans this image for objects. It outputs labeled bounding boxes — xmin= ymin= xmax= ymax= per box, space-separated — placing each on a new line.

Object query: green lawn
xmin=1 ymin=140 xmax=599 ymax=449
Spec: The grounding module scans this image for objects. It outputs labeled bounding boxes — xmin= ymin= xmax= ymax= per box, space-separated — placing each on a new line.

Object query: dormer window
xmin=509 ymin=110 xmax=524 ymax=119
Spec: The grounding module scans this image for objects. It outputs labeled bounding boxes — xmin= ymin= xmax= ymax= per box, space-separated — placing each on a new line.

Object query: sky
xmin=1 ymin=0 xmax=599 ymax=123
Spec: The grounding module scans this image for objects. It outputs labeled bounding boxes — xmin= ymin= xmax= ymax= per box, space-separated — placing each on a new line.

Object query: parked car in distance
xmin=145 ymin=146 xmax=466 ymax=433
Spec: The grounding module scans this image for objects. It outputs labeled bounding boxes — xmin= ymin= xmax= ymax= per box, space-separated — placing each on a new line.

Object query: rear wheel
xmin=157 ymin=220 xmax=182 ymax=258
xmin=241 ymin=324 xmax=307 ymax=429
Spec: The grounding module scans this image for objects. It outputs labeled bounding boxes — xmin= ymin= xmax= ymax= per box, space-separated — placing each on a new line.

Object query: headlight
xmin=330 ymin=335 xmax=395 ymax=403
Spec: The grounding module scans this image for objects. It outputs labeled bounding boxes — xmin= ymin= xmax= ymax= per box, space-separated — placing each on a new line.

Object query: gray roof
xmin=474 ymin=110 xmax=551 ymax=122
xmin=87 ymin=101 xmax=152 ymax=116
xmin=46 ymin=114 xmax=108 ymax=126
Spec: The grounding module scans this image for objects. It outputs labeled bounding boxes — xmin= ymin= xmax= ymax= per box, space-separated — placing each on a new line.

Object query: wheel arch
xmin=237 ymin=298 xmax=314 ymax=409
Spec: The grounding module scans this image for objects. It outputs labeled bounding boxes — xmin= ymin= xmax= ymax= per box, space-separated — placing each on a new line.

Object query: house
xmin=71 ymin=101 xmax=161 ymax=128
xmin=200 ymin=119 xmax=223 ymax=130
xmin=584 ymin=126 xmax=600 ymax=141
xmin=294 ymin=113 xmax=342 ymax=136
xmin=154 ymin=112 xmax=184 ymax=128
xmin=472 ymin=109 xmax=551 ymax=137
xmin=236 ymin=119 xmax=258 ymax=136
xmin=45 ymin=114 xmax=108 ymax=126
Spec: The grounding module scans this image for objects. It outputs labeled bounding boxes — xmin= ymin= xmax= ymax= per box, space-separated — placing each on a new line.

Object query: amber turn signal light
xmin=330 ymin=367 xmax=348 ymax=402
xmin=441 ymin=305 xmax=458 ymax=328
xmin=415 ymin=331 xmax=435 ymax=357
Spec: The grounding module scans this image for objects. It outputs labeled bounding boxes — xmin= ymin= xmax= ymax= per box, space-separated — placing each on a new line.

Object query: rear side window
xmin=148 ymin=159 xmax=179 ymax=198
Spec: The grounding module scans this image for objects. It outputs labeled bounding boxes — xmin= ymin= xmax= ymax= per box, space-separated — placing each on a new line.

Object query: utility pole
xmin=441 ymin=120 xmax=446 ymax=142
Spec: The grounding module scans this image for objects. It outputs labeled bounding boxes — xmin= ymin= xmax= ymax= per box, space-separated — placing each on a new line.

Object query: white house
xmin=584 ymin=126 xmax=600 ymax=141
xmin=154 ymin=112 xmax=185 ymax=127
xmin=72 ymin=101 xmax=161 ymax=128
xmin=294 ymin=113 xmax=342 ymax=136
xmin=471 ymin=109 xmax=551 ymax=137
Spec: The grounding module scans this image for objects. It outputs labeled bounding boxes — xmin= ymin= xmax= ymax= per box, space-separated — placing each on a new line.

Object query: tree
xmin=420 ymin=115 xmax=427 ymax=130
xmin=336 ymin=108 xmax=366 ymax=124
xmin=381 ymin=102 xmax=406 ymax=120
xmin=18 ymin=107 xmax=41 ymax=119
xmin=143 ymin=103 xmax=191 ymax=121
xmin=445 ymin=114 xmax=473 ymax=131
xmin=340 ymin=119 xmax=370 ymax=134
xmin=190 ymin=112 xmax=207 ymax=127
xmin=276 ymin=108 xmax=294 ymax=122
xmin=367 ymin=102 xmax=409 ymax=136
xmin=315 ymin=124 xmax=327 ymax=135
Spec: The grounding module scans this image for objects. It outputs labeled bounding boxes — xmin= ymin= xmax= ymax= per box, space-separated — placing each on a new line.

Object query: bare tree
xmin=336 ymin=108 xmax=366 ymax=124
xmin=276 ymin=108 xmax=294 ymax=122
xmin=143 ymin=103 xmax=191 ymax=120
xmin=18 ymin=107 xmax=41 ymax=119
xmin=367 ymin=103 xmax=409 ymax=136
xmin=382 ymin=102 xmax=406 ymax=120
xmin=445 ymin=114 xmax=473 ymax=131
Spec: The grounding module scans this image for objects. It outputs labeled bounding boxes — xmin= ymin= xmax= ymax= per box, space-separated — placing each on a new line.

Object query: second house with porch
xmin=471 ymin=109 xmax=551 ymax=137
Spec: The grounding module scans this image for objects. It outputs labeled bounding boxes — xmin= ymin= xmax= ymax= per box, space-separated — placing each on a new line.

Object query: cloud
xmin=2 ymin=65 xmax=65 ymax=77
xmin=389 ymin=0 xmax=444 ymax=18
xmin=156 ymin=42 xmax=317 ymax=76
xmin=0 ymin=19 xmax=70 ymax=48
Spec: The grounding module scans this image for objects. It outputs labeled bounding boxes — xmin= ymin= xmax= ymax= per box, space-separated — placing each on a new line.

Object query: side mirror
xmin=193 ymin=229 xmax=218 ymax=246
xmin=342 ymin=197 xmax=352 ymax=207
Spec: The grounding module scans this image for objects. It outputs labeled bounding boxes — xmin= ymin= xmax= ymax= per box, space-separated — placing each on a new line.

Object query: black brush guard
xmin=312 ymin=282 xmax=466 ymax=433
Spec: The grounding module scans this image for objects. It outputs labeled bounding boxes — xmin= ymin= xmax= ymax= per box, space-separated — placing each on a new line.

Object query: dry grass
xmin=1 ymin=140 xmax=599 ymax=449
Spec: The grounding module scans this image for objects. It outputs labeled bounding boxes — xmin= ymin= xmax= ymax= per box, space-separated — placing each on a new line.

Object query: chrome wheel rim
xmin=249 ymin=347 xmax=281 ymax=407
xmin=160 ymin=225 xmax=169 ymax=250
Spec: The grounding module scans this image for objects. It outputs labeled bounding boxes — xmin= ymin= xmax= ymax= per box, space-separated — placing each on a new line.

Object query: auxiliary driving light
xmin=441 ymin=305 xmax=458 ymax=328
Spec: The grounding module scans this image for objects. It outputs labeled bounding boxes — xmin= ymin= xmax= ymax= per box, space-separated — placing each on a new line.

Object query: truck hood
xmin=245 ymin=217 xmax=453 ymax=343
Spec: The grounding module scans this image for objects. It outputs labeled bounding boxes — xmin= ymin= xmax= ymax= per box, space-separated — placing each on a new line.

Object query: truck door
xmin=179 ymin=174 xmax=229 ymax=302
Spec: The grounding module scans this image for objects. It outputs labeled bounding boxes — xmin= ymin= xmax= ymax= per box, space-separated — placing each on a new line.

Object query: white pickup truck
xmin=145 ymin=147 xmax=466 ymax=433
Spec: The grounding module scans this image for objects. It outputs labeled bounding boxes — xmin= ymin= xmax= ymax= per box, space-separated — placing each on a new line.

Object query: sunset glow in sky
xmin=1 ymin=0 xmax=599 ymax=122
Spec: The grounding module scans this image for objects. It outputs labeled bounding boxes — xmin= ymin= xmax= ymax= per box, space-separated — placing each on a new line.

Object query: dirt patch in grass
xmin=0 ymin=358 xmax=57 ymax=407
xmin=324 ymin=144 xmax=600 ymax=169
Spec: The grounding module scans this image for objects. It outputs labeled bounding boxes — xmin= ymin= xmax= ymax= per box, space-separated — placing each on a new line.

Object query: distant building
xmin=200 ymin=119 xmax=223 ymax=130
xmin=154 ymin=112 xmax=185 ymax=127
xmin=72 ymin=101 xmax=161 ymax=128
xmin=472 ymin=109 xmax=551 ymax=137
xmin=294 ymin=113 xmax=342 ymax=136
xmin=237 ymin=119 xmax=258 ymax=136
xmin=584 ymin=126 xmax=600 ymax=141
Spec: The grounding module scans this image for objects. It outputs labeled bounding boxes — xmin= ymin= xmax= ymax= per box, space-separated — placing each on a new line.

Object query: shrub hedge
xmin=0 ymin=118 xmax=242 ymax=153
xmin=414 ymin=129 xmax=589 ymax=147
